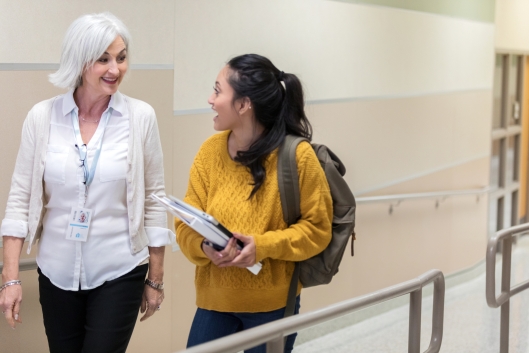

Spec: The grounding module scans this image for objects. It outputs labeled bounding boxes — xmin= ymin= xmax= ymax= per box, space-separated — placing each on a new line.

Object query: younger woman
xmin=176 ymin=54 xmax=332 ymax=353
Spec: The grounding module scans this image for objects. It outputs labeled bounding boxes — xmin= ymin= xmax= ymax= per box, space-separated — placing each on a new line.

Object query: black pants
xmin=38 ymin=264 xmax=148 ymax=353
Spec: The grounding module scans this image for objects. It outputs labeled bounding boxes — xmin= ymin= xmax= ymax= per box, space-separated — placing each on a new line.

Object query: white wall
xmin=174 ymin=0 xmax=494 ymax=113
xmin=0 ymin=0 xmax=174 ymax=65
xmin=495 ymin=0 xmax=529 ymax=51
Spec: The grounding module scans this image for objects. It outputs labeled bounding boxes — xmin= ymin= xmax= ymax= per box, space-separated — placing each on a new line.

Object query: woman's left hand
xmin=219 ymin=233 xmax=256 ymax=268
xmin=140 ymin=285 xmax=164 ymax=322
xmin=141 ymin=246 xmax=165 ymax=321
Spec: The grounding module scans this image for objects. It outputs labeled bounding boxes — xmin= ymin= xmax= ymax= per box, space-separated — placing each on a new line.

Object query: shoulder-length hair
xmin=49 ymin=12 xmax=131 ymax=90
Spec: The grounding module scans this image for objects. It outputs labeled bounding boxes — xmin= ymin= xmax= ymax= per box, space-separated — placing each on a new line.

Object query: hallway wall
xmin=495 ymin=0 xmax=529 ymax=51
xmin=0 ymin=0 xmax=497 ymax=351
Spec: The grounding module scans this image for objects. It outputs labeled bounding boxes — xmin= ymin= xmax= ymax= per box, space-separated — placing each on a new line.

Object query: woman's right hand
xmin=201 ymin=238 xmax=240 ymax=267
xmin=0 ymin=284 xmax=23 ymax=328
xmin=1 ymin=236 xmax=24 ymax=329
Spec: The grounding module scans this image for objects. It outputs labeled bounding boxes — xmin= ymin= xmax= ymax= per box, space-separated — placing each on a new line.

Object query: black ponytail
xmin=227 ymin=54 xmax=312 ymax=198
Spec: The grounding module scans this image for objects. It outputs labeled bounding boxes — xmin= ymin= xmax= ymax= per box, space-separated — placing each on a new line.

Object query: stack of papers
xmin=151 ymin=194 xmax=262 ymax=275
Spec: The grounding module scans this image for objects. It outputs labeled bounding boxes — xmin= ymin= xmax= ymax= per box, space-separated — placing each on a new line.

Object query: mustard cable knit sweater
xmin=175 ymin=131 xmax=332 ymax=313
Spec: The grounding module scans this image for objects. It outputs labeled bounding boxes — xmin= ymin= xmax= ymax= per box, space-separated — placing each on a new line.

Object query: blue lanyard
xmin=71 ymin=108 xmax=113 ymax=188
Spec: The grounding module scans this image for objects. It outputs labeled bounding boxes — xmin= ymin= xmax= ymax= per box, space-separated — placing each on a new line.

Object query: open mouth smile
xmin=101 ymin=77 xmax=118 ymax=84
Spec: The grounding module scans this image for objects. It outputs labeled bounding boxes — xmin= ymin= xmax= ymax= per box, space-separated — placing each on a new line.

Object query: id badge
xmin=66 ymin=207 xmax=92 ymax=242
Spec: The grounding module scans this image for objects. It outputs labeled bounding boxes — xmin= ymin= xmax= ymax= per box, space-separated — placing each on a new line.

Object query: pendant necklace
xmin=79 ymin=114 xmax=100 ymax=124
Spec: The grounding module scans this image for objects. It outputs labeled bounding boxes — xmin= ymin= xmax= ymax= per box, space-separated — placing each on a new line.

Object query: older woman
xmin=0 ymin=12 xmax=172 ymax=353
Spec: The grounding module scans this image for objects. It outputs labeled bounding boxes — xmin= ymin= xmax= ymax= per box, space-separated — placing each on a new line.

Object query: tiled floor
xmin=294 ymin=237 xmax=529 ymax=353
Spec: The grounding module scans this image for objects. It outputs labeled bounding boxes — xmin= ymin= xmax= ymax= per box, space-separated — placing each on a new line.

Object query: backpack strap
xmin=277 ymin=135 xmax=307 ymax=225
xmin=284 ymin=262 xmax=300 ymax=318
xmin=277 ymin=135 xmax=308 ymax=318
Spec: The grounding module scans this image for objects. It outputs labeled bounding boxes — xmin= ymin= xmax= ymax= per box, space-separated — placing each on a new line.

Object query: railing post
xmin=425 ymin=274 xmax=445 ymax=353
xmin=500 ymin=236 xmax=512 ymax=353
xmin=408 ymin=288 xmax=422 ymax=353
xmin=266 ymin=334 xmax=284 ymax=353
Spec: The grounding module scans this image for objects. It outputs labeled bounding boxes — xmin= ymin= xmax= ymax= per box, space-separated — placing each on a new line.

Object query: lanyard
xmin=71 ymin=108 xmax=113 ymax=189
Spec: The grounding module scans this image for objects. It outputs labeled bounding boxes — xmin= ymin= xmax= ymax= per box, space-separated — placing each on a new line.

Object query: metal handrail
xmin=176 ymin=269 xmax=445 ymax=353
xmin=486 ymin=222 xmax=529 ymax=353
xmin=356 ymin=186 xmax=490 ymax=203
xmin=0 ymin=187 xmax=489 ymax=249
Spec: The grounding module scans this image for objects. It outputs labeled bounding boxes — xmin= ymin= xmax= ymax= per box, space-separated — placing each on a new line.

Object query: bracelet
xmin=0 ymin=280 xmax=22 ymax=292
xmin=144 ymin=278 xmax=164 ymax=290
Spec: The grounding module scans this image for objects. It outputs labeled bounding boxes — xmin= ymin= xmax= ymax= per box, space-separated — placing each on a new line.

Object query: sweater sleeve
xmin=175 ymin=151 xmax=211 ymax=266
xmin=253 ymin=142 xmax=333 ymax=262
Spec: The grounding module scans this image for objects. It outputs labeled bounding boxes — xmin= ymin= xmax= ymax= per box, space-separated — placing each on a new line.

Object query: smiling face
xmin=81 ymin=36 xmax=128 ymax=97
xmin=207 ymin=65 xmax=242 ymax=132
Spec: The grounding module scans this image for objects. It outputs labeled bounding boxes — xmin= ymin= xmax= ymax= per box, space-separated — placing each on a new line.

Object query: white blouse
xmin=36 ymin=91 xmax=151 ymax=290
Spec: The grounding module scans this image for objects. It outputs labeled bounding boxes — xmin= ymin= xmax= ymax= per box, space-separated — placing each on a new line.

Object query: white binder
xmin=151 ymin=194 xmax=262 ymax=275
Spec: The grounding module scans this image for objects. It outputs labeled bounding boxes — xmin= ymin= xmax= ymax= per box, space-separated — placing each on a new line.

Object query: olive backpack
xmin=277 ymin=135 xmax=356 ymax=317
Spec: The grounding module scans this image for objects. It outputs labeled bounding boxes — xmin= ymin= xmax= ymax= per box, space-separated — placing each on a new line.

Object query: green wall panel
xmin=333 ymin=0 xmax=495 ymax=22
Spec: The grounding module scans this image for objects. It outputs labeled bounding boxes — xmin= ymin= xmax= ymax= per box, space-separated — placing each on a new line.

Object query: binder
xmin=151 ymin=194 xmax=262 ymax=275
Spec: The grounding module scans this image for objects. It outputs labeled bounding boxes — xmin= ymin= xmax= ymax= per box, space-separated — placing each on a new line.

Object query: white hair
xmin=49 ymin=12 xmax=131 ymax=90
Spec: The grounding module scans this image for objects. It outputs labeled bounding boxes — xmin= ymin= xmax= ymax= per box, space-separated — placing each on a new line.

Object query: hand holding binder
xmin=151 ymin=194 xmax=262 ymax=275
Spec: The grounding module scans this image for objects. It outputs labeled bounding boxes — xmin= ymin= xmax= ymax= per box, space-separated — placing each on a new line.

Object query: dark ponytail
xmin=227 ymin=53 xmax=312 ymax=198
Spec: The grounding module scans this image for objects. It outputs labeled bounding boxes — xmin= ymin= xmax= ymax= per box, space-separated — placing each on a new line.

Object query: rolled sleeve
xmin=1 ymin=219 xmax=28 ymax=238
xmin=145 ymin=226 xmax=174 ymax=247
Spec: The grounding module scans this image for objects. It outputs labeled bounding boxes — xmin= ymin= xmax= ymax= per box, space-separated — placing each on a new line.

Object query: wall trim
xmin=307 ymin=87 xmax=492 ymax=106
xmin=0 ymin=63 xmax=60 ymax=71
xmin=130 ymin=64 xmax=174 ymax=70
xmin=0 ymin=63 xmax=173 ymax=71
xmin=355 ymin=153 xmax=490 ymax=196
xmin=174 ymin=108 xmax=212 ymax=116
xmin=174 ymin=87 xmax=492 ymax=116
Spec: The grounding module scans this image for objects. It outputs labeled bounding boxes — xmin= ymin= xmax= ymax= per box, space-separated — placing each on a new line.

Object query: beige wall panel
xmin=495 ymin=0 xmax=529 ymax=51
xmin=171 ymin=114 xmax=217 ymax=197
xmin=174 ymin=0 xmax=494 ymax=112
xmin=0 ymin=0 xmax=174 ymax=64
xmin=300 ymin=158 xmax=489 ymax=313
xmin=306 ymin=90 xmax=492 ymax=195
xmin=0 ymin=71 xmax=64 ymax=224
xmin=366 ymin=156 xmax=490 ymax=196
xmin=0 ymin=269 xmax=45 ymax=353
xmin=119 ymin=70 xmax=176 ymax=353
xmin=119 ymin=70 xmax=175 ymax=196
xmin=169 ymin=114 xmax=217 ymax=350
xmin=167 ymin=253 xmax=197 ymax=351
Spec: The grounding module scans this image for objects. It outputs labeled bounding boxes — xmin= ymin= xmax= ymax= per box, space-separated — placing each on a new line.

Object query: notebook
xmin=151 ymin=194 xmax=262 ymax=275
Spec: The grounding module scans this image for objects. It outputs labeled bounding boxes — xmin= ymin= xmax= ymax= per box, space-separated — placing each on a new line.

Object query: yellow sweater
xmin=175 ymin=131 xmax=332 ymax=313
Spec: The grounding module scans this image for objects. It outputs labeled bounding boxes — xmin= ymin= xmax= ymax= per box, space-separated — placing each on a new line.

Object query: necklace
xmin=80 ymin=114 xmax=100 ymax=124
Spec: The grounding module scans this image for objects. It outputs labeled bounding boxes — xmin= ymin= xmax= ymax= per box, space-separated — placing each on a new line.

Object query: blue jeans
xmin=187 ymin=296 xmax=301 ymax=353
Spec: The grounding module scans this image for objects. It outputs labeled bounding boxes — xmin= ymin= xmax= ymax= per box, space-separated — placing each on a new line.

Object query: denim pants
xmin=187 ymin=296 xmax=301 ymax=353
